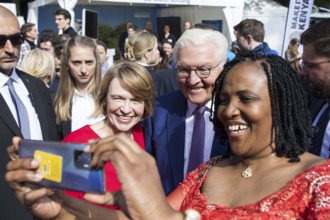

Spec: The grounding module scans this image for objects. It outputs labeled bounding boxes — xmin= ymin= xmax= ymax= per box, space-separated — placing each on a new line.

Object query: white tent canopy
xmin=27 ymin=0 xmax=244 ymax=42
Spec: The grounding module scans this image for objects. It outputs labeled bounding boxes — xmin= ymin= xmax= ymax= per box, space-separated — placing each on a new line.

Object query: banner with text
xmin=282 ymin=0 xmax=314 ymax=57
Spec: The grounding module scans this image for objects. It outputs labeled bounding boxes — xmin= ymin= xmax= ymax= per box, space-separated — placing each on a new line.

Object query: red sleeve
xmin=62 ymin=125 xmax=100 ymax=143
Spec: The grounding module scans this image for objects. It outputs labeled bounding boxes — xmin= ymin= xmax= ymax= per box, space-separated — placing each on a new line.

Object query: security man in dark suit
xmin=0 ymin=6 xmax=59 ymax=219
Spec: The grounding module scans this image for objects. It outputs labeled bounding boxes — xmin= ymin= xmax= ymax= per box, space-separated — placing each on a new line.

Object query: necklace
xmin=240 ymin=153 xmax=276 ymax=179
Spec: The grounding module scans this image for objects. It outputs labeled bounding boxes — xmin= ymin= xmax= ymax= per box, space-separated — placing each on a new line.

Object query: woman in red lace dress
xmin=5 ymin=54 xmax=330 ymax=219
xmin=85 ymin=54 xmax=330 ymax=219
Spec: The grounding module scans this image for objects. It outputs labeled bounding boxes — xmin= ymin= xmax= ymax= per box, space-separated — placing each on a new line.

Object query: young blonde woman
xmin=53 ymin=36 xmax=103 ymax=138
xmin=125 ymin=30 xmax=178 ymax=97
xmin=285 ymin=38 xmax=302 ymax=74
xmin=124 ymin=30 xmax=160 ymax=67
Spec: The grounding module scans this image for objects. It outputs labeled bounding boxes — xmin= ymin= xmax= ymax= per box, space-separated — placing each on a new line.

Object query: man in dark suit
xmin=54 ymin=8 xmax=78 ymax=38
xmin=300 ymin=18 xmax=330 ymax=158
xmin=0 ymin=6 xmax=59 ymax=219
xmin=144 ymin=28 xmax=229 ymax=195
xmin=151 ymin=67 xmax=179 ymax=97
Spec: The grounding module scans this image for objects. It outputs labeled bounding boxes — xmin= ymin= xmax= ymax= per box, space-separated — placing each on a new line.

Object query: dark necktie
xmin=187 ymin=106 xmax=206 ymax=173
xmin=311 ymin=105 xmax=329 ymax=156
xmin=6 ymin=78 xmax=31 ymax=139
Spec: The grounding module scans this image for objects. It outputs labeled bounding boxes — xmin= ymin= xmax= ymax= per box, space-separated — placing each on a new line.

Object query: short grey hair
xmin=172 ymin=28 xmax=228 ymax=62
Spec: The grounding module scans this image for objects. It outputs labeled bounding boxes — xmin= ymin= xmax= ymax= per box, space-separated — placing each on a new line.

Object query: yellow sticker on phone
xmin=34 ymin=151 xmax=62 ymax=183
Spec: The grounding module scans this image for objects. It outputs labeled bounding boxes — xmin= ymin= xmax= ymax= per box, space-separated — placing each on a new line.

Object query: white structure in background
xmin=27 ymin=0 xmax=78 ymax=31
xmin=107 ymin=48 xmax=116 ymax=67
xmin=58 ymin=0 xmax=78 ymax=28
xmin=243 ymin=0 xmax=288 ymax=55
xmin=0 ymin=3 xmax=25 ymax=26
xmin=26 ymin=0 xmax=245 ymax=63
xmin=27 ymin=0 xmax=244 ymax=42
xmin=281 ymin=0 xmax=314 ymax=57
xmin=158 ymin=1 xmax=244 ymax=44
xmin=142 ymin=0 xmax=287 ymax=53
xmin=27 ymin=0 xmax=301 ymax=55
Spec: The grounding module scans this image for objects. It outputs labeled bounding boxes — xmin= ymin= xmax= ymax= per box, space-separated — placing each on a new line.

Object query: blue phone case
xmin=19 ymin=139 xmax=105 ymax=193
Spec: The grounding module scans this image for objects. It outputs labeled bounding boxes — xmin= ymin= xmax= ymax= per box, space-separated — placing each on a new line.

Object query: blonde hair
xmin=54 ymin=36 xmax=102 ymax=124
xmin=20 ymin=48 xmax=55 ymax=85
xmin=94 ymin=60 xmax=155 ymax=119
xmin=287 ymin=38 xmax=300 ymax=57
xmin=124 ymin=31 xmax=158 ymax=62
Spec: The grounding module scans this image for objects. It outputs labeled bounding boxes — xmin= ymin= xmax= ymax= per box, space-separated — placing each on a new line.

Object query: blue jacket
xmin=144 ymin=90 xmax=228 ymax=194
xmin=252 ymin=42 xmax=278 ymax=55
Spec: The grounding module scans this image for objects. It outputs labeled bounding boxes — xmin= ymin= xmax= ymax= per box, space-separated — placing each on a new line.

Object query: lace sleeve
xmin=306 ymin=173 xmax=330 ymax=218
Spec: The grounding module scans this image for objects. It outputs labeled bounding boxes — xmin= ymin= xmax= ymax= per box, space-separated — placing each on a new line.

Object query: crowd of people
xmin=0 ymin=4 xmax=329 ymax=219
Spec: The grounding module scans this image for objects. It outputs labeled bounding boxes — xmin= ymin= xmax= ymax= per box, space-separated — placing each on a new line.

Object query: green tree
xmin=98 ymin=23 xmax=129 ymax=62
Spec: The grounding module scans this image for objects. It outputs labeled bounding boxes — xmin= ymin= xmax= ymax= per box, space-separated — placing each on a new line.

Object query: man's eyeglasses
xmin=301 ymin=60 xmax=330 ymax=70
xmin=0 ymin=33 xmax=25 ymax=48
xmin=176 ymin=60 xmax=223 ymax=79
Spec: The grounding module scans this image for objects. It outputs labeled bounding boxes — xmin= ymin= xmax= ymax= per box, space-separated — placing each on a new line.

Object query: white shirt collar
xmin=0 ymin=68 xmax=18 ymax=88
xmin=136 ymin=61 xmax=149 ymax=67
xmin=187 ymin=99 xmax=212 ymax=116
xmin=74 ymin=88 xmax=91 ymax=97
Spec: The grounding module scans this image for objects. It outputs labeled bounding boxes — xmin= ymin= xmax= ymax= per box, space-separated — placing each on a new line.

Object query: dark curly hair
xmin=211 ymin=53 xmax=312 ymax=162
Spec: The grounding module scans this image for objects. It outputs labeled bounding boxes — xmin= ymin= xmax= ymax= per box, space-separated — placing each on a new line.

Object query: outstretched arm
xmin=5 ymin=137 xmax=127 ymax=220
xmin=87 ymin=133 xmax=184 ymax=220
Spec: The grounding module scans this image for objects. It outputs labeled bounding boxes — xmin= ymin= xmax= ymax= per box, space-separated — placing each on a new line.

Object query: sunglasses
xmin=0 ymin=33 xmax=25 ymax=48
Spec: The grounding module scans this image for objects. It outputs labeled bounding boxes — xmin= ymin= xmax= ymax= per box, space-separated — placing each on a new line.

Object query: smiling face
xmin=106 ymin=77 xmax=145 ymax=134
xmin=217 ymin=62 xmax=273 ymax=157
xmin=68 ymin=46 xmax=96 ymax=92
xmin=163 ymin=42 xmax=173 ymax=57
xmin=176 ymin=42 xmax=225 ymax=106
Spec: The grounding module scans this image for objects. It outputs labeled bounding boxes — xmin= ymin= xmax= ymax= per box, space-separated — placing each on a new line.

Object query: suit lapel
xmin=167 ymin=91 xmax=187 ymax=185
xmin=16 ymin=69 xmax=47 ymax=138
xmin=309 ymin=98 xmax=326 ymax=120
xmin=17 ymin=70 xmax=36 ymax=108
xmin=0 ymin=94 xmax=21 ymax=136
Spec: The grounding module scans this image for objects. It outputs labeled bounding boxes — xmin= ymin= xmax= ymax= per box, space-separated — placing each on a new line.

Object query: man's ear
xmin=246 ymin=35 xmax=253 ymax=44
xmin=66 ymin=18 xmax=71 ymax=25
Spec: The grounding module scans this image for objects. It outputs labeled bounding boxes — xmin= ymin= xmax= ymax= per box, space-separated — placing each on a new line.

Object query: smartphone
xmin=19 ymin=139 xmax=105 ymax=193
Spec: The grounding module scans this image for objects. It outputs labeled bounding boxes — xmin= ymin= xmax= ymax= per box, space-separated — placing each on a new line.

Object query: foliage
xmin=244 ymin=0 xmax=329 ymax=15
xmin=98 ymin=23 xmax=124 ymax=61
xmin=98 ymin=23 xmax=134 ymax=62
xmin=274 ymin=0 xmax=329 ymax=7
